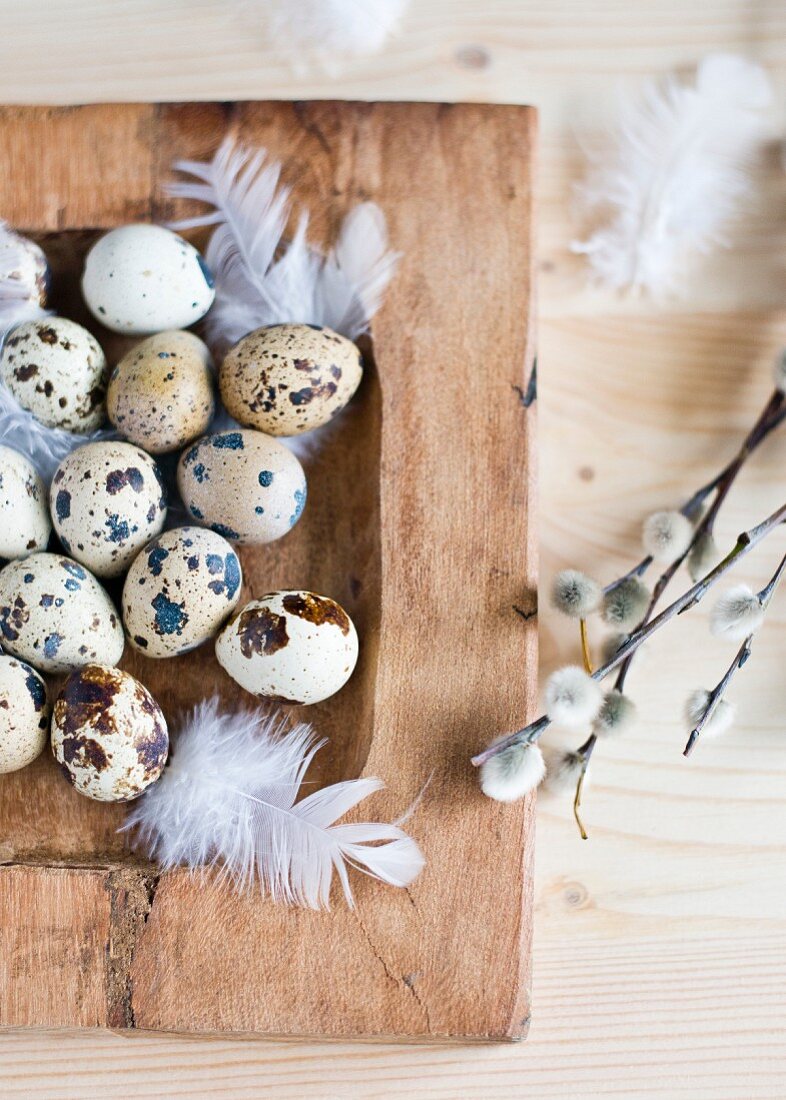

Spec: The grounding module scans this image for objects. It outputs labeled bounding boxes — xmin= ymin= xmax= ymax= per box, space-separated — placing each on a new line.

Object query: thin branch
xmin=572 ymin=734 xmax=596 ymax=840
xmin=683 ymin=636 xmax=752 ymax=757
xmin=471 ymin=499 xmax=786 ymax=767
xmin=579 ymin=618 xmax=592 ymax=674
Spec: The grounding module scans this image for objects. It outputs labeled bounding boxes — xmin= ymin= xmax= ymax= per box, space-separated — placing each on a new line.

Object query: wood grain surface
xmin=0 ymin=101 xmax=537 ymax=1040
xmin=2 ymin=0 xmax=786 ymax=1097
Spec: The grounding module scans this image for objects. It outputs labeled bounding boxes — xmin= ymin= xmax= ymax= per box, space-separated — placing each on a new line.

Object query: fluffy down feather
xmin=168 ymin=138 xmax=400 ymax=357
xmin=572 ymin=54 xmax=771 ymax=294
xmin=123 ymin=698 xmax=425 ymax=909
xmin=263 ymin=0 xmax=409 ymax=73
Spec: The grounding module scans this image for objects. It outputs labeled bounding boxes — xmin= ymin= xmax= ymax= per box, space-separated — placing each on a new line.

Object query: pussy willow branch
xmin=604 ymin=389 xmax=786 ymax=599
xmin=471 ymin=498 xmax=786 ymax=767
xmin=683 ymin=547 xmax=786 ymax=757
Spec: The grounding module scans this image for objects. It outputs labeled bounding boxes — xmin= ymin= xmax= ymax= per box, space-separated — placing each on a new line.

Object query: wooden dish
xmin=0 ymin=101 xmax=537 ymax=1041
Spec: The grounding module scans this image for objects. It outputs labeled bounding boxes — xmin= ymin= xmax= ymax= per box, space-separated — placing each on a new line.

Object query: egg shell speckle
xmin=108 ymin=330 xmax=215 ymax=454
xmin=0 ymin=655 xmax=50 ymax=774
xmin=51 ymin=663 xmax=168 ymax=801
xmin=177 ymin=429 xmax=307 ymax=544
xmin=0 ymin=444 xmax=52 ymax=559
xmin=0 ymin=318 xmax=107 ymax=432
xmin=0 ymin=553 xmax=124 ymax=674
xmin=50 ymin=441 xmax=167 ymax=578
xmin=123 ymin=525 xmax=243 ymax=657
xmin=82 ymin=224 xmax=215 ymax=335
xmin=215 ymin=590 xmax=359 ymax=704
xmin=220 ymin=323 xmax=363 ymax=437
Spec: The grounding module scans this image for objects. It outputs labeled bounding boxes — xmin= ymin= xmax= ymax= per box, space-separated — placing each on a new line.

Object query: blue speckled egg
xmin=0 ymin=552 xmax=124 ymax=674
xmin=122 ymin=526 xmax=243 ymax=657
xmin=176 ymin=429 xmax=307 ymax=545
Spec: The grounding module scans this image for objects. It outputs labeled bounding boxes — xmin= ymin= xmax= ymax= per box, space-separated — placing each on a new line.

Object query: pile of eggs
xmin=0 ymin=224 xmax=363 ymax=801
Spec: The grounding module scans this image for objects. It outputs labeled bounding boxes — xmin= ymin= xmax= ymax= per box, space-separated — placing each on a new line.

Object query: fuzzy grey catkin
xmin=480 ymin=741 xmax=546 ymax=802
xmin=709 ymin=584 xmax=764 ymax=641
xmin=543 ymin=748 xmax=586 ymax=794
xmin=602 ymin=577 xmax=650 ymax=629
xmin=687 ymin=530 xmax=721 ymax=582
xmin=684 ymin=688 xmax=736 ymax=738
xmin=593 ymin=690 xmax=637 ymax=737
xmin=551 ymin=569 xmax=602 ymax=619
xmin=544 ymin=666 xmax=604 ymax=727
xmin=773 ymin=349 xmax=786 ymax=394
xmin=642 ymin=510 xmax=694 ymax=564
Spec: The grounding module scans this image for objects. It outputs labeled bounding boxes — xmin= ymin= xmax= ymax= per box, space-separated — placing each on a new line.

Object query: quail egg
xmin=177 ymin=429 xmax=307 ymax=544
xmin=0 ymin=654 xmax=50 ymax=774
xmin=0 ymin=553 xmax=124 ymax=674
xmin=50 ymin=441 xmax=167 ymax=578
xmin=0 ymin=444 xmax=51 ymax=559
xmin=51 ymin=663 xmax=168 ymax=801
xmin=82 ymin=224 xmax=215 ymax=335
xmin=123 ymin=526 xmax=243 ymax=657
xmin=107 ymin=330 xmax=215 ymax=454
xmin=220 ymin=323 xmax=363 ymax=436
xmin=0 ymin=317 xmax=107 ymax=432
xmin=0 ymin=229 xmax=49 ymax=308
xmin=215 ymin=590 xmax=358 ymax=704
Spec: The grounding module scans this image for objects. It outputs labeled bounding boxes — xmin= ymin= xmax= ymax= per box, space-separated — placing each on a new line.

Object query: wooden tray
xmin=0 ymin=102 xmax=537 ymax=1041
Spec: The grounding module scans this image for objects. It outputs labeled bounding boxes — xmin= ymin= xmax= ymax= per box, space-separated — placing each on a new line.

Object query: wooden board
xmin=0 ymin=101 xmax=537 ymax=1039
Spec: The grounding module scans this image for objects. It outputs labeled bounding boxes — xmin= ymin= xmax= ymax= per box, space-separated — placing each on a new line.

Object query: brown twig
xmin=471 ymin=498 xmax=786 ymax=768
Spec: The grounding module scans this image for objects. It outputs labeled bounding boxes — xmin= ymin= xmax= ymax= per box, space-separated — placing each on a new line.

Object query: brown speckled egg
xmin=50 ymin=441 xmax=167 ymax=578
xmin=123 ymin=526 xmax=243 ymax=657
xmin=51 ymin=663 xmax=168 ymax=801
xmin=107 ymin=330 xmax=215 ymax=454
xmin=219 ymin=323 xmax=363 ymax=436
xmin=0 ymin=553 xmax=124 ymax=674
xmin=215 ymin=590 xmax=359 ymax=704
xmin=0 ymin=444 xmax=51 ymax=560
xmin=0 ymin=655 xmax=50 ymax=774
xmin=0 ymin=318 xmax=107 ymax=432
xmin=177 ymin=429 xmax=307 ymax=544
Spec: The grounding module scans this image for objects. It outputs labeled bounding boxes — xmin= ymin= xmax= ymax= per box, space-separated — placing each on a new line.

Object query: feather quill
xmin=167 ymin=138 xmax=400 ymax=356
xmin=572 ymin=54 xmax=772 ymax=294
xmin=123 ymin=698 xmax=425 ymax=909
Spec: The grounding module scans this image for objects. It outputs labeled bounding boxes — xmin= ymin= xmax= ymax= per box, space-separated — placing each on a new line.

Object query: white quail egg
xmin=0 ymin=444 xmax=51 ymax=560
xmin=123 ymin=526 xmax=243 ymax=657
xmin=220 ymin=323 xmax=363 ymax=436
xmin=50 ymin=441 xmax=167 ymax=578
xmin=215 ymin=590 xmax=358 ymax=704
xmin=51 ymin=663 xmax=168 ymax=801
xmin=107 ymin=330 xmax=215 ymax=454
xmin=0 ymin=553 xmax=124 ymax=674
xmin=0 ymin=317 xmax=107 ymax=432
xmin=0 ymin=229 xmax=49 ymax=308
xmin=177 ymin=429 xmax=307 ymax=544
xmin=82 ymin=224 xmax=215 ymax=335
xmin=0 ymin=654 xmax=50 ymax=774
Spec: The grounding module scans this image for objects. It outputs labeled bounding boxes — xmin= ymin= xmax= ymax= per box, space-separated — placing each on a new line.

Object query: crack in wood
xmin=354 ymin=913 xmax=433 ymax=1034
xmin=513 ymin=356 xmax=538 ymax=409
xmin=105 ymin=867 xmax=160 ymax=1029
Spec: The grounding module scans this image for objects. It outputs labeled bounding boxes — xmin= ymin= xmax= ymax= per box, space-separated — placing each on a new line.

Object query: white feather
xmin=0 ymin=383 xmax=115 ymax=485
xmin=261 ymin=0 xmax=409 ymax=74
xmin=123 ymin=698 xmax=425 ymax=909
xmin=168 ymin=138 xmax=400 ymax=356
xmin=572 ymin=54 xmax=772 ymax=294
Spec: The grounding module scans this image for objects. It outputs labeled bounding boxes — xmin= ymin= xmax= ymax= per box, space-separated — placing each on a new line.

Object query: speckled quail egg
xmin=50 ymin=441 xmax=167 ymax=578
xmin=0 ymin=445 xmax=51 ymax=560
xmin=123 ymin=526 xmax=243 ymax=657
xmin=177 ymin=429 xmax=307 ymax=544
xmin=0 ymin=229 xmax=49 ymax=308
xmin=51 ymin=663 xmax=168 ymax=801
xmin=0 ymin=654 xmax=50 ymax=774
xmin=0 ymin=553 xmax=124 ymax=674
xmin=0 ymin=318 xmax=107 ymax=432
xmin=107 ymin=330 xmax=214 ymax=454
xmin=215 ymin=590 xmax=358 ymax=704
xmin=82 ymin=224 xmax=215 ymax=335
xmin=220 ymin=323 xmax=363 ymax=436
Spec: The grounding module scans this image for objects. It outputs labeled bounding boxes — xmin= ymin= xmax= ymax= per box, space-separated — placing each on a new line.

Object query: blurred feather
xmin=124 ymin=698 xmax=425 ymax=909
xmin=572 ymin=54 xmax=771 ymax=294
